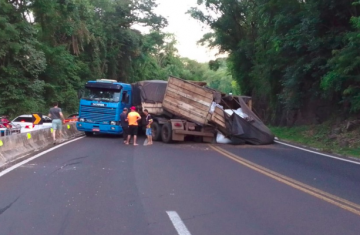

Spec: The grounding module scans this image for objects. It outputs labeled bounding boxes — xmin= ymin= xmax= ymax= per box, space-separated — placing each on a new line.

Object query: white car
xmin=11 ymin=115 xmax=53 ymax=133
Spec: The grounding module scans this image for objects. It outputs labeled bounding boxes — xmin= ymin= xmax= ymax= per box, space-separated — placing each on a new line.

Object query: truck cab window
xmin=122 ymin=91 xmax=130 ymax=103
xmin=113 ymin=92 xmax=120 ymax=102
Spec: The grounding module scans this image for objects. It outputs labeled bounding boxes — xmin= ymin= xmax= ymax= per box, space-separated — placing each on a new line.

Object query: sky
xmin=132 ymin=0 xmax=224 ymax=63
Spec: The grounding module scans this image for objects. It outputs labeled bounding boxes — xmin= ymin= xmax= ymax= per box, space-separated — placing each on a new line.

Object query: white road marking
xmin=275 ymin=140 xmax=360 ymax=165
xmin=0 ymin=136 xmax=85 ymax=177
xmin=166 ymin=211 xmax=192 ymax=235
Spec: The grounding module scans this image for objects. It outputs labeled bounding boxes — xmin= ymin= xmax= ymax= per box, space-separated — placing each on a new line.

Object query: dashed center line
xmin=166 ymin=211 xmax=192 ymax=235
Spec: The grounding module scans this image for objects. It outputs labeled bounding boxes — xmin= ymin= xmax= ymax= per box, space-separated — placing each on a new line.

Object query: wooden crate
xmin=211 ymin=106 xmax=226 ymax=129
xmin=163 ymin=77 xmax=214 ymax=125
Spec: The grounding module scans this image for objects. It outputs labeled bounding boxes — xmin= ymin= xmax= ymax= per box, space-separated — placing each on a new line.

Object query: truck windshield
xmin=83 ymin=89 xmax=121 ymax=102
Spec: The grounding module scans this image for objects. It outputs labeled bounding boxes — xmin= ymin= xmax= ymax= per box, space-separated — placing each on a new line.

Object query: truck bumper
xmin=76 ymin=122 xmax=123 ymax=135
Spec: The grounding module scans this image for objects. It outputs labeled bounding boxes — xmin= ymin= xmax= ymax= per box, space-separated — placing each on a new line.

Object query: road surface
xmin=0 ymin=136 xmax=359 ymax=235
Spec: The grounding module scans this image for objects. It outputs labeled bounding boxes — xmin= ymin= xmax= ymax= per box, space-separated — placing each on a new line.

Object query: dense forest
xmin=0 ymin=0 xmax=237 ymax=117
xmin=3 ymin=0 xmax=360 ymax=126
xmin=189 ymin=0 xmax=360 ymax=125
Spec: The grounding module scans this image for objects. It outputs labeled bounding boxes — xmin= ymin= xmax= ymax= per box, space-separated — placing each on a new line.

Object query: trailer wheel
xmin=85 ymin=131 xmax=93 ymax=137
xmin=161 ymin=122 xmax=172 ymax=143
xmin=151 ymin=122 xmax=162 ymax=141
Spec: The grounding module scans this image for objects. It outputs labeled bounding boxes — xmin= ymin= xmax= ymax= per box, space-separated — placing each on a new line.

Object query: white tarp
xmin=216 ymin=131 xmax=232 ymax=144
xmin=209 ymin=102 xmax=224 ymax=114
xmin=225 ymin=108 xmax=249 ymax=119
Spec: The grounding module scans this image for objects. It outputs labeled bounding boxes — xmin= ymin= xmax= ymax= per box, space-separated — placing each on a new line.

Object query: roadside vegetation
xmin=189 ymin=0 xmax=360 ymax=126
xmin=2 ymin=0 xmax=360 ymax=155
xmin=270 ymin=121 xmax=360 ymax=158
xmin=0 ymin=0 xmax=238 ymax=118
xmin=188 ymin=0 xmax=360 ymax=155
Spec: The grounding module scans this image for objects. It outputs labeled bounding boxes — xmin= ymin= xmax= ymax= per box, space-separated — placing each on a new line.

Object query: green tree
xmin=1 ymin=0 xmax=241 ymax=118
xmin=189 ymin=0 xmax=360 ymax=124
xmin=0 ymin=0 xmax=167 ymax=116
xmin=0 ymin=0 xmax=46 ymax=116
xmin=322 ymin=1 xmax=360 ymax=113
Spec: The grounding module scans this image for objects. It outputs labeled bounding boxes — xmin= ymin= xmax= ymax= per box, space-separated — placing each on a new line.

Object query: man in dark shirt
xmin=48 ymin=102 xmax=64 ymax=144
xmin=120 ymin=108 xmax=129 ymax=143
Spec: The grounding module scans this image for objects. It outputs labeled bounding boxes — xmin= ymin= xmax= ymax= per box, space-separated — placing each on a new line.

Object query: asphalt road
xmin=0 ymin=136 xmax=359 ymax=235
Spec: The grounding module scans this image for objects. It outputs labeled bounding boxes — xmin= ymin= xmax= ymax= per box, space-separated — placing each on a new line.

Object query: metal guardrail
xmin=0 ymin=126 xmax=53 ymax=138
xmin=0 ymin=128 xmax=21 ymax=138
xmin=0 ymin=128 xmax=12 ymax=137
xmin=0 ymin=122 xmax=82 ymax=168
xmin=0 ymin=123 xmax=22 ymax=138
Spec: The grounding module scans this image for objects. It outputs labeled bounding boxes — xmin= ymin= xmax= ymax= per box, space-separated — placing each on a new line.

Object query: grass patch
xmin=270 ymin=123 xmax=360 ymax=158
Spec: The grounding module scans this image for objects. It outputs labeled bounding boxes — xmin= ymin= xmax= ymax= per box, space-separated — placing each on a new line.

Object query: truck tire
xmin=161 ymin=122 xmax=172 ymax=143
xmin=152 ymin=122 xmax=162 ymax=141
xmin=85 ymin=131 xmax=93 ymax=137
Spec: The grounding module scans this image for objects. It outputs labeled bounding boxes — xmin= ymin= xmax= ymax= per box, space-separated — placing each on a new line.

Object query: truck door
xmin=121 ymin=90 xmax=131 ymax=108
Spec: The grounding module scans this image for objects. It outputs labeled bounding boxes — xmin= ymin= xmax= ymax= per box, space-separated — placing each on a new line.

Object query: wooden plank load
xmin=133 ymin=76 xmax=273 ymax=144
xmin=162 ymin=76 xmax=215 ymax=125
xmin=211 ymin=106 xmax=226 ymax=129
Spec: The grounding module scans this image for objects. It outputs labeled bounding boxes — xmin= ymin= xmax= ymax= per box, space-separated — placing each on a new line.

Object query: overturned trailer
xmin=131 ymin=76 xmax=274 ymax=145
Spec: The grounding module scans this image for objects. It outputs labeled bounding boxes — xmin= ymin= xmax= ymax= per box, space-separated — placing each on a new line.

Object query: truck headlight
xmin=110 ymin=121 xmax=116 ymax=125
xmin=79 ymin=118 xmax=85 ymax=122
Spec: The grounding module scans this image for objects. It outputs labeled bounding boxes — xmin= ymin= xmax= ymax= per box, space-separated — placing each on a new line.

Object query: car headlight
xmin=79 ymin=118 xmax=85 ymax=122
xmin=110 ymin=121 xmax=116 ymax=125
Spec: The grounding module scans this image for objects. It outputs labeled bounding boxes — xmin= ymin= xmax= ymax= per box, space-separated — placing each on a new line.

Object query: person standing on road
xmin=144 ymin=109 xmax=153 ymax=145
xmin=125 ymin=106 xmax=141 ymax=146
xmin=120 ymin=107 xmax=129 ymax=143
xmin=48 ymin=102 xmax=64 ymax=144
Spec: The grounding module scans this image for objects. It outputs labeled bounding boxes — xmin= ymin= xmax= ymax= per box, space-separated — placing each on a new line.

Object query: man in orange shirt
xmin=126 ymin=106 xmax=141 ymax=146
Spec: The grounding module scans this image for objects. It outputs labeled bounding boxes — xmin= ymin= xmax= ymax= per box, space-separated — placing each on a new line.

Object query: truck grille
xmin=80 ymin=105 xmax=117 ymax=123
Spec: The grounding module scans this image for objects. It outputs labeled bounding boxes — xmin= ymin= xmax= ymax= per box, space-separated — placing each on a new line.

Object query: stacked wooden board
xmin=161 ymin=76 xmax=274 ymax=144
xmin=162 ymin=76 xmax=215 ymax=125
xmin=210 ymin=106 xmax=226 ymax=129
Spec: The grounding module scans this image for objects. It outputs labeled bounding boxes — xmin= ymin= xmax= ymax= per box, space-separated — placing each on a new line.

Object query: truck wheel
xmin=85 ymin=131 xmax=93 ymax=137
xmin=152 ymin=122 xmax=162 ymax=141
xmin=161 ymin=122 xmax=172 ymax=143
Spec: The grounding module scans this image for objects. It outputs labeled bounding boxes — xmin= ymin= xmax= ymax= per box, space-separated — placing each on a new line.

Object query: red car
xmin=1 ymin=116 xmax=10 ymax=126
xmin=65 ymin=113 xmax=79 ymax=123
xmin=0 ymin=116 xmax=21 ymax=136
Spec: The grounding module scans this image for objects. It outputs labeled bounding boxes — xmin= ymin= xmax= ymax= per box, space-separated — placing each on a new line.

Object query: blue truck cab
xmin=76 ymin=79 xmax=132 ymax=136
